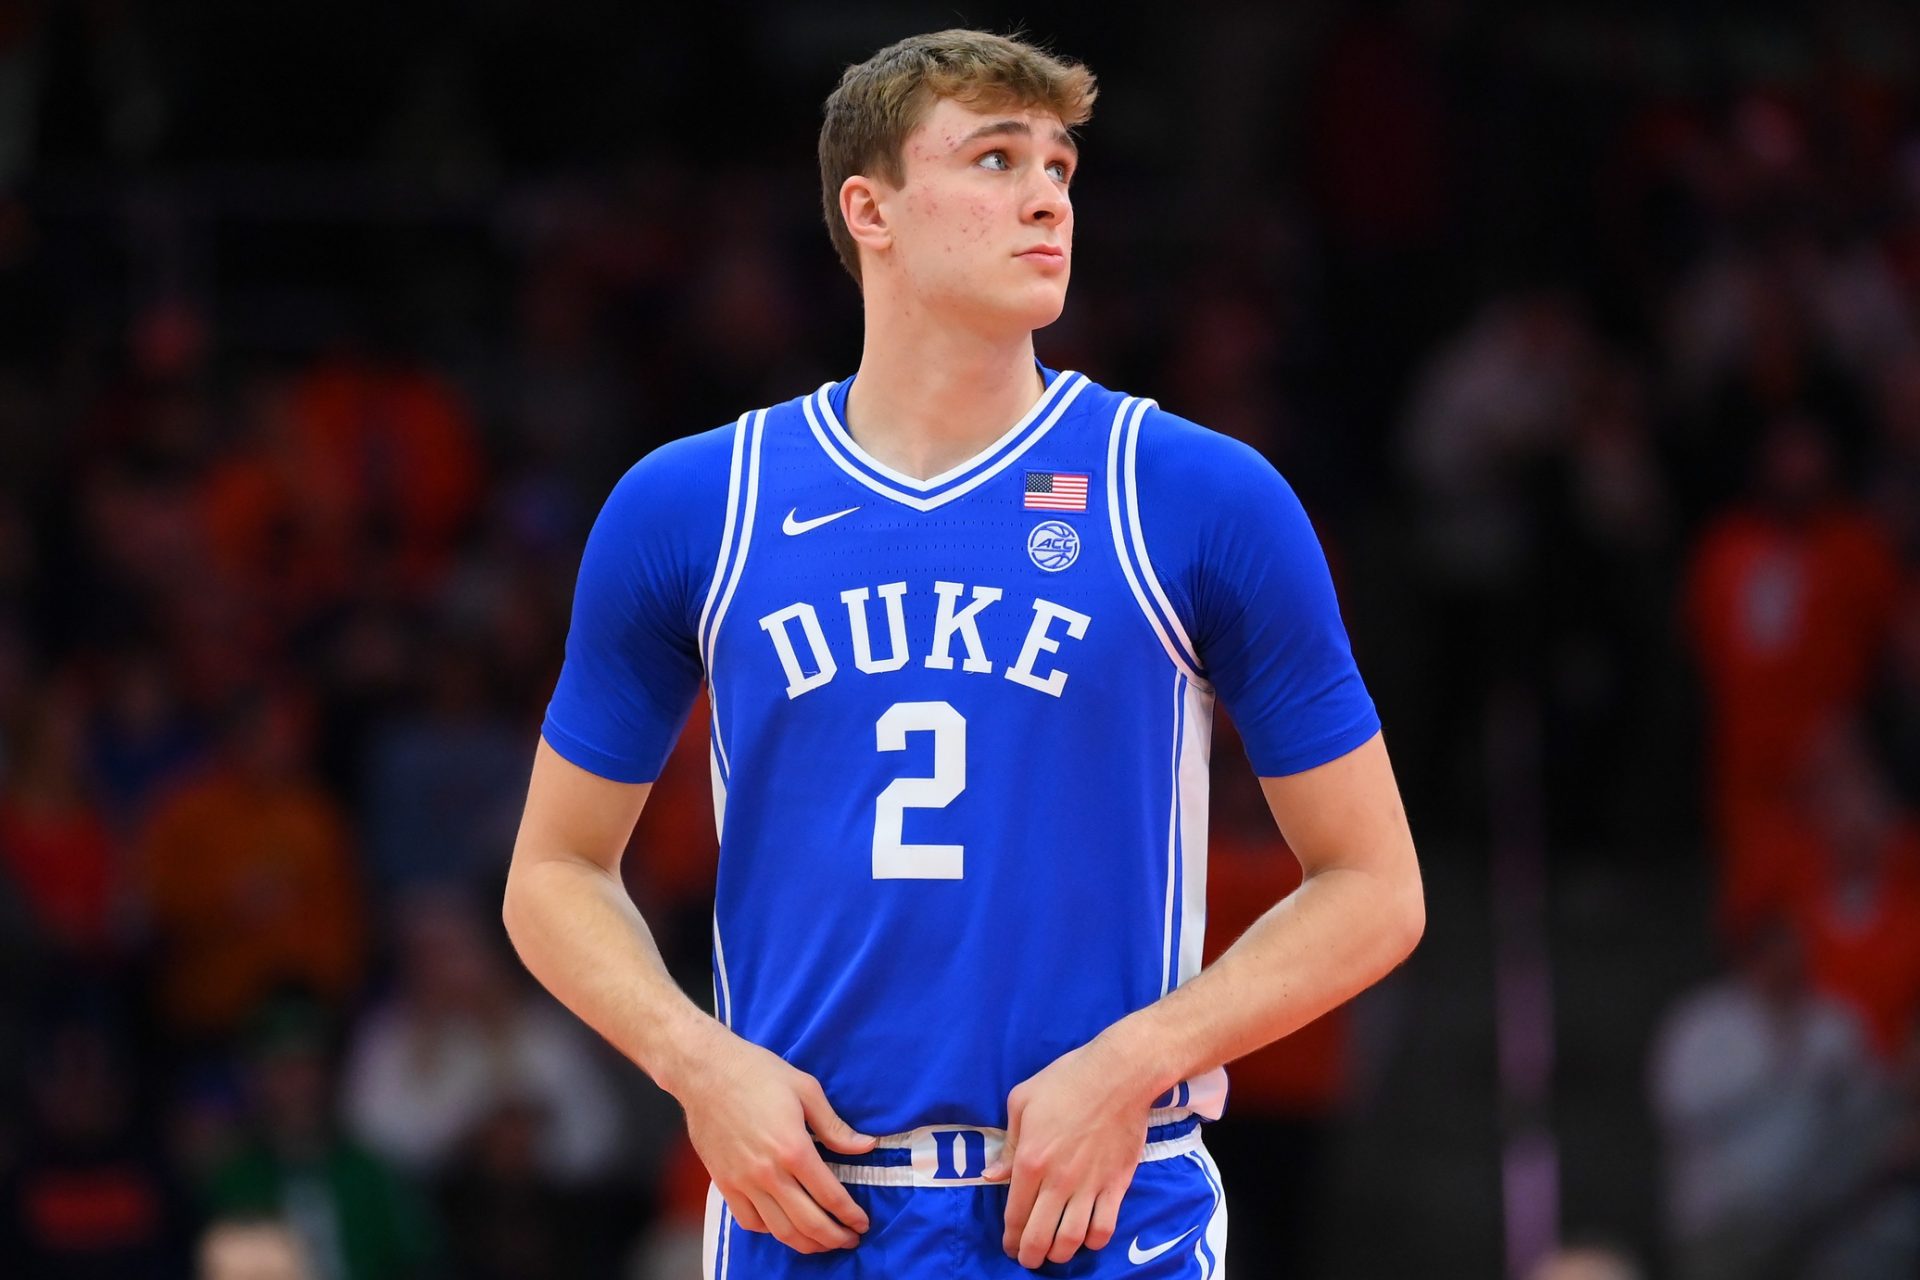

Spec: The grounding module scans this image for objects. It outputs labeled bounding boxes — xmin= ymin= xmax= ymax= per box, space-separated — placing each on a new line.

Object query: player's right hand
xmin=675 ymin=1026 xmax=877 ymax=1254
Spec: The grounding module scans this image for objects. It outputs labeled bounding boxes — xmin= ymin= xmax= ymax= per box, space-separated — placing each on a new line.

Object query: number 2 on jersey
xmin=872 ymin=700 xmax=965 ymax=879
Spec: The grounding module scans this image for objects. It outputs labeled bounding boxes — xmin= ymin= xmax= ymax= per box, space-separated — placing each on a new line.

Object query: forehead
xmin=905 ymin=96 xmax=1072 ymax=156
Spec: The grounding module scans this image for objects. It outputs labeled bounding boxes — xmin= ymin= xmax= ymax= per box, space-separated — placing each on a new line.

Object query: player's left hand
xmin=981 ymin=1035 xmax=1153 ymax=1269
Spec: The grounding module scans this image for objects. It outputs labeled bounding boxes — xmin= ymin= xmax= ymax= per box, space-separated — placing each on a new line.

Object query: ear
xmin=840 ymin=174 xmax=894 ymax=260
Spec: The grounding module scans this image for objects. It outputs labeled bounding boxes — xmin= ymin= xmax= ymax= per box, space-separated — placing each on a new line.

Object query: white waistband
xmin=823 ymin=1108 xmax=1205 ymax=1188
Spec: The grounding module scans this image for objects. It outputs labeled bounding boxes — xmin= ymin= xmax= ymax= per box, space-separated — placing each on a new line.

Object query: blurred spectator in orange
xmin=0 ymin=684 xmax=122 ymax=961
xmin=133 ymin=686 xmax=365 ymax=1043
xmin=625 ymin=698 xmax=719 ymax=904
xmin=0 ymin=1010 xmax=194 ymax=1276
xmin=1196 ymin=716 xmax=1351 ymax=1278
xmin=282 ymin=345 xmax=483 ymax=595
xmin=199 ymin=372 xmax=350 ymax=627
xmin=201 ymin=347 xmax=481 ymax=635
xmin=340 ymin=887 xmax=622 ymax=1186
xmin=1683 ymin=415 xmax=1900 ymax=938
xmin=208 ymin=996 xmax=439 ymax=1280
xmin=1650 ymin=916 xmax=1887 ymax=1280
xmin=620 ymin=698 xmax=722 ymax=992
xmin=1789 ymin=725 xmax=1920 ymax=1063
xmin=197 ymin=1217 xmax=315 ymax=1280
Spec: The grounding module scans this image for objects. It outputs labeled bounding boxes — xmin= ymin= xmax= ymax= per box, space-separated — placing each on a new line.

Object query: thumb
xmin=801 ymin=1084 xmax=876 ymax=1155
xmin=982 ymin=1108 xmax=1022 ymax=1182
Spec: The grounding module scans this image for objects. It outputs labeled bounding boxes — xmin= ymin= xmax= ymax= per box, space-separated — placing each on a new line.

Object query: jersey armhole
xmin=1105 ymin=396 xmax=1209 ymax=687
xmin=695 ymin=407 xmax=769 ymax=784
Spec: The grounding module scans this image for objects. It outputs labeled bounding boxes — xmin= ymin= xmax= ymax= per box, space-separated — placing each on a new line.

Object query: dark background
xmin=3 ymin=2 xmax=1919 ymax=1277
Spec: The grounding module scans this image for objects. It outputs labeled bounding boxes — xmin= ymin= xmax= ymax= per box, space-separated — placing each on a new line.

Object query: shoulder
xmin=583 ymin=421 xmax=744 ymax=595
xmin=598 ymin=419 xmax=741 ymax=530
xmin=1122 ymin=400 xmax=1296 ymax=508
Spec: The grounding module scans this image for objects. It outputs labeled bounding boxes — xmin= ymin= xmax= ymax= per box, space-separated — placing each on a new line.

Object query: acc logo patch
xmin=1027 ymin=520 xmax=1080 ymax=572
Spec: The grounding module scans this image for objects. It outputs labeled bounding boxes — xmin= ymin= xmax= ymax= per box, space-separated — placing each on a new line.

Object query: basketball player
xmin=503 ymin=28 xmax=1424 ymax=1277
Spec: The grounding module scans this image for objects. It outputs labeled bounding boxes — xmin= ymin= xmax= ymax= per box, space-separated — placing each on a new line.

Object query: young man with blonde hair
xmin=504 ymin=28 xmax=1424 ymax=1277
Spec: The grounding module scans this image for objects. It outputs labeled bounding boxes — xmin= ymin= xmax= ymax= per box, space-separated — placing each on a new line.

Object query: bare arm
xmin=988 ymin=730 xmax=1424 ymax=1268
xmin=1101 ymin=728 xmax=1425 ymax=1089
xmin=503 ymin=738 xmax=875 ymax=1253
xmin=501 ymin=739 xmax=711 ymax=1089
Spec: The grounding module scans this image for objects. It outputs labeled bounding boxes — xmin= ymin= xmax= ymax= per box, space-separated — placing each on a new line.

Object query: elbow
xmin=1391 ymin=870 xmax=1426 ymax=964
xmin=500 ymin=865 xmax=526 ymax=945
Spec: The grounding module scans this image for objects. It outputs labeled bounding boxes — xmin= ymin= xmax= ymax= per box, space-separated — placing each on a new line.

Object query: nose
xmin=1022 ymin=167 xmax=1068 ymax=226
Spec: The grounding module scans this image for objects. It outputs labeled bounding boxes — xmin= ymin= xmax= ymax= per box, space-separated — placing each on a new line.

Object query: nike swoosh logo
xmin=1128 ymin=1227 xmax=1198 ymax=1265
xmin=782 ymin=505 xmax=860 ymax=536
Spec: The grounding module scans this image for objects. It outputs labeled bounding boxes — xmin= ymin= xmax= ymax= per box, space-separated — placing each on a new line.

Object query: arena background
xmin=2 ymin=2 xmax=1918 ymax=1277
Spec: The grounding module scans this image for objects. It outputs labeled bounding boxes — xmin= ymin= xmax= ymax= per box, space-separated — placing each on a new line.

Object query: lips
xmin=1015 ymin=245 xmax=1065 ymax=262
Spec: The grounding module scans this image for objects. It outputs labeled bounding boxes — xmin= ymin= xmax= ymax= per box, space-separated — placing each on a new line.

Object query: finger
xmin=983 ymin=1100 xmax=1023 ymax=1182
xmin=1000 ymin=1154 xmax=1040 ymax=1252
xmin=981 ymin=1132 xmax=1014 ymax=1183
xmin=1016 ymin=1186 xmax=1067 ymax=1270
xmin=771 ymin=1177 xmax=861 ymax=1251
xmin=1046 ymin=1191 xmax=1095 ymax=1265
xmin=798 ymin=1077 xmax=876 ymax=1155
xmin=752 ymin=1192 xmax=822 ymax=1255
xmin=792 ymin=1149 xmax=871 ymax=1234
xmin=1086 ymin=1187 xmax=1122 ymax=1251
xmin=723 ymin=1189 xmax=768 ymax=1236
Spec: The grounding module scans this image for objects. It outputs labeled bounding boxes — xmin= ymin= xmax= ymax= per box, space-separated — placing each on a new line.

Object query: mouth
xmin=1015 ymin=245 xmax=1066 ymax=265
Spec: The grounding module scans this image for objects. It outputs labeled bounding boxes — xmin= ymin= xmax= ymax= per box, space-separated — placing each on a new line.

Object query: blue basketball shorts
xmin=701 ymin=1118 xmax=1230 ymax=1278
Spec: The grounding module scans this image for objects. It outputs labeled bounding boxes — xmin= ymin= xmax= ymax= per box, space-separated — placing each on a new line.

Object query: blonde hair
xmin=818 ymin=29 xmax=1097 ymax=285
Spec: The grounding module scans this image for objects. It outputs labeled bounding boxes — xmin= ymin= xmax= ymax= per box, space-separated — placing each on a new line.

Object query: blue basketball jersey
xmin=542 ymin=364 xmax=1379 ymax=1136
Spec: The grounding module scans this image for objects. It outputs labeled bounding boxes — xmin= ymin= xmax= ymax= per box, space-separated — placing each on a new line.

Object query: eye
xmin=1047 ymin=160 xmax=1073 ymax=184
xmin=977 ymin=150 xmax=1010 ymax=171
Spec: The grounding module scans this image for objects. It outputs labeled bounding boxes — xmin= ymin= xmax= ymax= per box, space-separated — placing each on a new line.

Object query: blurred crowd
xmin=4 ymin=2 xmax=1920 ymax=1278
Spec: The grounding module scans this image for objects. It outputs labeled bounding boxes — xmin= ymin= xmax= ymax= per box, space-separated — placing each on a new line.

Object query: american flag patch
xmin=1024 ymin=471 xmax=1089 ymax=511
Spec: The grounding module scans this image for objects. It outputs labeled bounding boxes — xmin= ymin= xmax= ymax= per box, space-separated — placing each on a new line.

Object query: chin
xmin=931 ymin=276 xmax=1069 ymax=333
xmin=998 ymin=283 xmax=1070 ymax=333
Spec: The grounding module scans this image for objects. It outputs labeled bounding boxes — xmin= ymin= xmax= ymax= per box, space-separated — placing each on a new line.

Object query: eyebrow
xmin=956 ymin=119 xmax=1079 ymax=159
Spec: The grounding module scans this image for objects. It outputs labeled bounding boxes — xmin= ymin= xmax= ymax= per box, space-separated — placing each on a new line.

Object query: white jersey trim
xmin=711 ymin=907 xmax=734 ymax=1031
xmin=811 ymin=368 xmax=1082 ymax=492
xmin=1183 ymin=1067 xmax=1229 ymax=1120
xmin=695 ymin=412 xmax=750 ymax=658
xmin=1177 ymin=678 xmax=1214 ymax=988
xmin=700 ymin=408 xmax=767 ymax=775
xmin=802 ymin=373 xmax=1090 ymax=512
xmin=1123 ymin=399 xmax=1205 ymax=673
xmin=1160 ymin=670 xmax=1185 ymax=998
xmin=823 ymin=1117 xmax=1205 ymax=1188
xmin=701 ymin=410 xmax=754 ymax=1044
xmin=1187 ymin=1144 xmax=1230 ymax=1277
xmin=701 ymin=1183 xmax=732 ymax=1280
xmin=708 ymin=745 xmax=734 ymax=1031
xmin=1106 ymin=397 xmax=1207 ymax=685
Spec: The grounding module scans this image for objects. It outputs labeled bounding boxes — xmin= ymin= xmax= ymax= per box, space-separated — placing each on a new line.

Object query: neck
xmin=844 ymin=295 xmax=1045 ymax=481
